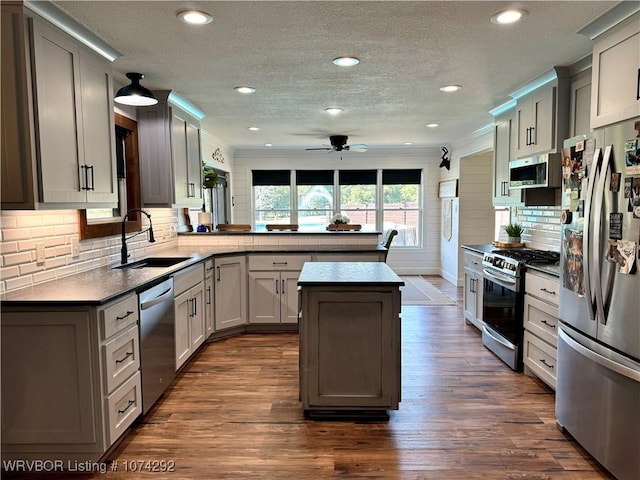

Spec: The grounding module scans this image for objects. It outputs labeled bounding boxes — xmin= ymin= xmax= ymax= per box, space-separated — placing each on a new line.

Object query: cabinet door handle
xmin=187 ymin=182 xmax=196 ymax=198
xmin=540 ymin=288 xmax=556 ymax=295
xmin=541 ymin=319 xmax=556 ymax=329
xmin=637 ymin=68 xmax=640 ymax=100
xmin=193 ymin=297 xmax=197 ymax=316
xmin=539 ymin=358 xmax=554 ymax=370
xmin=281 ymin=279 xmax=285 ymax=294
xmin=118 ymin=399 xmax=136 ymax=415
xmin=80 ymin=165 xmax=90 ymax=191
xmin=216 ymin=266 xmax=221 ymax=281
xmin=529 ymin=126 xmax=535 ymax=146
xmin=207 ymin=286 xmax=212 ymax=305
xmin=115 ymin=351 xmax=133 ymax=364
xmin=469 ymin=277 xmax=475 ymax=294
xmin=275 ymin=279 xmax=279 ymax=294
xmin=116 ymin=310 xmax=134 ymax=321
xmin=87 ymin=165 xmax=95 ymax=191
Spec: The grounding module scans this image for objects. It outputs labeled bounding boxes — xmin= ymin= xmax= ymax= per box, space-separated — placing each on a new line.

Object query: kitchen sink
xmin=115 ymin=256 xmax=192 ymax=270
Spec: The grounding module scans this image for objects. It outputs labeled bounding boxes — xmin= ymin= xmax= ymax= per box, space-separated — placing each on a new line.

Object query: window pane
xmin=298 ymin=185 xmax=334 ymax=230
xmin=340 ymin=184 xmax=376 ymax=231
xmin=383 ymin=184 xmax=420 ymax=246
xmin=254 ymin=185 xmax=291 ymax=231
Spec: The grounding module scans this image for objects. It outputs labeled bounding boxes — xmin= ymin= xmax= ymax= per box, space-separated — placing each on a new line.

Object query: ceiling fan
xmin=305 ymin=135 xmax=368 ymax=153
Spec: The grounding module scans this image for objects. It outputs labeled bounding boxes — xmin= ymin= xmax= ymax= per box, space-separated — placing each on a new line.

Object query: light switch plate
xmin=71 ymin=237 xmax=79 ymax=258
xmin=36 ymin=242 xmax=45 ymax=263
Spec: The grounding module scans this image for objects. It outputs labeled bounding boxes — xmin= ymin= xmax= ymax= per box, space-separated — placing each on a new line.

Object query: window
xmin=338 ymin=170 xmax=377 ymax=231
xmin=382 ymin=169 xmax=421 ymax=246
xmin=296 ymin=170 xmax=334 ymax=231
xmin=252 ymin=170 xmax=291 ymax=231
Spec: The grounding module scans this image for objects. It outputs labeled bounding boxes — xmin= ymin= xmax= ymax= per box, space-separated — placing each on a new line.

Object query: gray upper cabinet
xmin=138 ymin=91 xmax=203 ymax=208
xmin=569 ymin=68 xmax=592 ymax=138
xmin=492 ymin=109 xmax=523 ymax=207
xmin=589 ymin=12 xmax=640 ymax=129
xmin=514 ymin=70 xmax=570 ymax=159
xmin=1 ymin=5 xmax=117 ymax=209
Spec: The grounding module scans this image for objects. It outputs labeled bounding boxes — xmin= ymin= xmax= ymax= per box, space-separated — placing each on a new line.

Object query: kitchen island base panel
xmin=298 ymin=264 xmax=402 ymax=417
xmin=305 ymin=409 xmax=390 ymax=421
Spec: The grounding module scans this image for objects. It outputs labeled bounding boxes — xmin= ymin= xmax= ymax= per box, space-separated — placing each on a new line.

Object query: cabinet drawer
xmin=525 ymin=272 xmax=559 ymax=306
xmin=174 ymin=263 xmax=204 ymax=296
xmin=204 ymin=259 xmax=214 ymax=278
xmin=463 ymin=251 xmax=483 ymax=272
xmin=103 ymin=325 xmax=140 ymax=394
xmin=100 ymin=294 xmax=138 ymax=340
xmin=524 ymin=294 xmax=558 ymax=346
xmin=523 ymin=331 xmax=557 ymax=390
xmin=106 ymin=371 xmax=142 ymax=445
xmin=248 ymin=254 xmax=311 ymax=271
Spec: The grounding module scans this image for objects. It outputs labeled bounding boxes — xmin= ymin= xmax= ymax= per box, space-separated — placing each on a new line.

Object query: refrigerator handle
xmin=582 ymin=148 xmax=601 ymax=322
xmin=593 ymin=145 xmax=612 ymax=325
xmin=559 ymin=327 xmax=640 ymax=382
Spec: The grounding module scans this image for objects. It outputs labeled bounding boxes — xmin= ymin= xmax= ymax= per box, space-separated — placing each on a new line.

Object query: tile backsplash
xmin=0 ymin=209 xmax=178 ymax=293
xmin=512 ymin=205 xmax=562 ymax=251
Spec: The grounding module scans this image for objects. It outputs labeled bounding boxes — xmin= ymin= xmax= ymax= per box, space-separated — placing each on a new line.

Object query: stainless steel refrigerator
xmin=557 ymin=117 xmax=640 ymax=480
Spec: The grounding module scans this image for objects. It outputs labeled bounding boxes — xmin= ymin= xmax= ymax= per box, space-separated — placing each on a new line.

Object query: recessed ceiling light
xmin=403 ymin=142 xmax=413 ymax=145
xmin=490 ymin=9 xmax=527 ymax=25
xmin=333 ymin=56 xmax=360 ymax=67
xmin=234 ymin=86 xmax=256 ymax=94
xmin=247 ymin=127 xmax=260 ymax=131
xmin=177 ymin=10 xmax=213 ymax=25
xmin=264 ymin=143 xmax=273 ymax=147
xmin=324 ymin=107 xmax=343 ymax=115
xmin=439 ymin=85 xmax=462 ymax=93
xmin=426 ymin=123 xmax=439 ymax=128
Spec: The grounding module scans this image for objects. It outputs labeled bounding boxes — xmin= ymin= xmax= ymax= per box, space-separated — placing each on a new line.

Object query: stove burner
xmin=492 ymin=249 xmax=560 ymax=265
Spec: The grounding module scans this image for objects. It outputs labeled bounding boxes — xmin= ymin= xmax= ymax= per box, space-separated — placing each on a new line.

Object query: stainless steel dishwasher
xmin=139 ymin=277 xmax=175 ymax=414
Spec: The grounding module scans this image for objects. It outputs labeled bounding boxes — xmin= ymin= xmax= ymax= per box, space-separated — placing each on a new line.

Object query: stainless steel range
xmin=481 ymin=249 xmax=560 ymax=370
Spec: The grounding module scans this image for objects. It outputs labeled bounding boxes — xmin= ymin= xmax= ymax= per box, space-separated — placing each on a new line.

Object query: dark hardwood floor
xmin=6 ymin=277 xmax=614 ymax=479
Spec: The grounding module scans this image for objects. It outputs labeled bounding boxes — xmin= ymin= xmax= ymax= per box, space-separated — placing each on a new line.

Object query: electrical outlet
xmin=36 ymin=242 xmax=45 ymax=263
xmin=71 ymin=237 xmax=80 ymax=258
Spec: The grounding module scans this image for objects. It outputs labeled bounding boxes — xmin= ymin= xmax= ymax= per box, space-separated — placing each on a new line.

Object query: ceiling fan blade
xmin=347 ymin=144 xmax=368 ymax=152
xmin=305 ymin=147 xmax=333 ymax=151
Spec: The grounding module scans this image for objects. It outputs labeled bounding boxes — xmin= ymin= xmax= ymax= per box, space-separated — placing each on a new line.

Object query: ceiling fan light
xmin=324 ymin=107 xmax=343 ymax=115
xmin=332 ymin=56 xmax=359 ymax=67
xmin=426 ymin=123 xmax=439 ymax=128
xmin=234 ymin=86 xmax=256 ymax=94
xmin=490 ymin=9 xmax=527 ymax=25
xmin=114 ymin=72 xmax=158 ymax=106
xmin=177 ymin=10 xmax=213 ymax=25
xmin=247 ymin=126 xmax=260 ymax=131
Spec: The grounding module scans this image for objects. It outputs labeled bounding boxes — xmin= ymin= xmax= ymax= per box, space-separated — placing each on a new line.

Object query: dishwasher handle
xmin=140 ymin=286 xmax=173 ymax=310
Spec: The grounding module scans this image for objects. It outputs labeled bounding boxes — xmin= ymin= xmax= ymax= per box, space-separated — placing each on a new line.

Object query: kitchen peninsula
xmin=297 ymin=262 xmax=403 ymax=418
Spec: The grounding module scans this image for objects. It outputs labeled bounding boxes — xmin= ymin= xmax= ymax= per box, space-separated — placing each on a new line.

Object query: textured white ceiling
xmin=53 ymin=1 xmax=617 ymax=150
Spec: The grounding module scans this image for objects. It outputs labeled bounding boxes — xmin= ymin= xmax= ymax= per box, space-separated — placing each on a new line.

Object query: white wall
xmin=439 ymin=131 xmax=494 ymax=285
xmin=231 ymin=146 xmax=443 ymax=275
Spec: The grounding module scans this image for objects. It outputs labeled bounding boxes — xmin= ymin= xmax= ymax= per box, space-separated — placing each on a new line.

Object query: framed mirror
xmin=78 ymin=113 xmax=142 ymax=239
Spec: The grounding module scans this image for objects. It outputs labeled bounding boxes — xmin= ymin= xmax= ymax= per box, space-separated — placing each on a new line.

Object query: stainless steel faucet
xmin=121 ymin=209 xmax=156 ymax=265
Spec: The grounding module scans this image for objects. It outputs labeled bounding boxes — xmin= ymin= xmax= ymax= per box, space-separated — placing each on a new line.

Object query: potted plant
xmin=504 ymin=223 xmax=524 ymax=243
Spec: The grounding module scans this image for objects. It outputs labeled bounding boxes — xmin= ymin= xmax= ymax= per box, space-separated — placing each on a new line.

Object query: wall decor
xmin=438 ymin=179 xmax=458 ymax=198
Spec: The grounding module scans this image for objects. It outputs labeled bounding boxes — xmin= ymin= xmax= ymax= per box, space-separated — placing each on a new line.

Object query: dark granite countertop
xmin=298 ymin=262 xmax=404 ymax=286
xmin=461 ymin=244 xmax=495 ymax=254
xmin=181 ymin=230 xmax=381 ymax=236
xmin=1 ymin=245 xmax=386 ymax=306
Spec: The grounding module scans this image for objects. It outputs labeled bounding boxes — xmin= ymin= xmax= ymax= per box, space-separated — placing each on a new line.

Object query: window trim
xmin=78 ymin=113 xmax=142 ymax=240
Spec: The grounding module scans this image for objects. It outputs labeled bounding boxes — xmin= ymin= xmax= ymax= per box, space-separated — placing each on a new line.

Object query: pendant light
xmin=114 ymin=72 xmax=158 ymax=106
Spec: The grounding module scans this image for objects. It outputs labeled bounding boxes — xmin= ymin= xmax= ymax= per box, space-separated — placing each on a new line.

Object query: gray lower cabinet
xmin=1 ymin=294 xmax=141 ymax=462
xmin=298 ymin=263 xmax=402 ymax=414
xmin=174 ymin=264 xmax=205 ymax=371
xmin=214 ymin=255 xmax=247 ymax=330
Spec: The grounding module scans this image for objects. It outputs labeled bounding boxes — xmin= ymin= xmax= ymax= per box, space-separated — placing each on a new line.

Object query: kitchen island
xmin=297 ymin=262 xmax=403 ymax=419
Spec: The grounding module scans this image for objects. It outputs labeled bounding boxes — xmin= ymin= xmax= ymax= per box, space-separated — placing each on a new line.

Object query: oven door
xmin=481 ymin=267 xmax=524 ymax=371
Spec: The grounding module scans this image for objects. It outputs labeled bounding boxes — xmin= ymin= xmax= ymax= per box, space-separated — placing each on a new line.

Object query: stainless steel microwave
xmin=509 ymin=153 xmax=561 ymax=189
